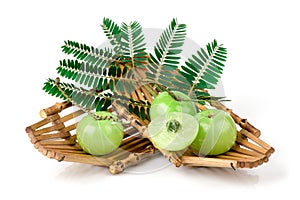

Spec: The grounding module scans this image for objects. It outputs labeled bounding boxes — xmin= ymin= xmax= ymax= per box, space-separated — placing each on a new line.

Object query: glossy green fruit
xmin=190 ymin=109 xmax=237 ymax=156
xmin=148 ymin=112 xmax=199 ymax=151
xmin=150 ymin=91 xmax=197 ymax=120
xmin=76 ymin=111 xmax=124 ymax=156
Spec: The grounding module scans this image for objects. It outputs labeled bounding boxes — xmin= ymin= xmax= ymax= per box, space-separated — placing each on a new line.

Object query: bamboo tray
xmin=26 ymin=85 xmax=274 ymax=174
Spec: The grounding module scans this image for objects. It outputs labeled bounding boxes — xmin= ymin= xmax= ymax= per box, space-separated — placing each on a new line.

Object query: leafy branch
xmin=56 ymin=59 xmax=141 ymax=94
xmin=178 ymin=39 xmax=227 ymax=96
xmin=61 ymin=40 xmax=118 ymax=67
xmin=145 ymin=18 xmax=186 ymax=88
xmin=101 ymin=17 xmax=122 ymax=54
xmin=43 ymin=78 xmax=112 ymax=111
xmin=120 ymin=21 xmax=148 ymax=69
xmin=43 ymin=17 xmax=228 ymax=120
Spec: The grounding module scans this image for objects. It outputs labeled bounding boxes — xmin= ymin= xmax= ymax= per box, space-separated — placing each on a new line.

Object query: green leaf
xmin=42 ymin=78 xmax=112 ymax=111
xmin=101 ymin=18 xmax=122 ymax=53
xmin=56 ymin=59 xmax=139 ymax=94
xmin=179 ymin=40 xmax=227 ymax=96
xmin=120 ymin=21 xmax=147 ymax=69
xmin=61 ymin=40 xmax=117 ymax=68
xmin=145 ymin=18 xmax=186 ymax=87
xmin=127 ymin=99 xmax=151 ymax=120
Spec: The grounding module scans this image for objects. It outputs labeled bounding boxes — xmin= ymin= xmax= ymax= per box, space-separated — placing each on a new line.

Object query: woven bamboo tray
xmin=26 ymin=85 xmax=274 ymax=174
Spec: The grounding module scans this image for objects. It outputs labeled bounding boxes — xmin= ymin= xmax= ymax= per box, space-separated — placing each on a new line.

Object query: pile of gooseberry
xmin=76 ymin=91 xmax=237 ymax=157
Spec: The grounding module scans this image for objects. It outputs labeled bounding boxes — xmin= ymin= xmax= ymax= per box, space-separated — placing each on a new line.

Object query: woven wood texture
xmin=26 ymin=85 xmax=274 ymax=174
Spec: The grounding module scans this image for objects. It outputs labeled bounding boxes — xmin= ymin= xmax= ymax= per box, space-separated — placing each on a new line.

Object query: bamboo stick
xmin=40 ymin=101 xmax=72 ymax=118
xmin=135 ymin=88 xmax=146 ymax=101
xmin=25 ymin=114 xmax=60 ymax=133
xmin=109 ymin=145 xmax=155 ymax=174
xmin=214 ymin=154 xmax=258 ymax=168
xmin=240 ymin=129 xmax=273 ymax=151
xmin=61 ymin=124 xmax=77 ymax=133
xmin=224 ymin=151 xmax=260 ymax=160
xmin=61 ymin=140 xmax=152 ymax=167
xmin=196 ymin=104 xmax=208 ymax=111
xmin=39 ymin=139 xmax=76 ymax=146
xmin=181 ymin=156 xmax=238 ymax=168
xmin=112 ymin=101 xmax=182 ymax=167
xmin=44 ymin=150 xmax=65 ymax=160
xmin=266 ymin=148 xmax=275 ymax=157
xmin=35 ymin=131 xmax=71 ymax=141
xmin=27 ymin=131 xmax=38 ymax=144
xmin=221 ymin=152 xmax=262 ymax=168
xmin=120 ymin=134 xmax=141 ymax=147
xmin=55 ymin=149 xmax=86 ymax=154
xmin=62 ymin=153 xmax=112 ymax=166
xmin=231 ymin=144 xmax=266 ymax=158
xmin=102 ymin=137 xmax=147 ymax=160
xmin=236 ymin=136 xmax=268 ymax=155
xmin=59 ymin=110 xmax=85 ymax=123
xmin=120 ymin=137 xmax=149 ymax=150
xmin=43 ymin=144 xmax=82 ymax=150
xmin=130 ymin=90 xmax=139 ymax=102
xmin=106 ymin=139 xmax=151 ymax=161
xmin=140 ymin=85 xmax=154 ymax=103
xmin=123 ymin=126 xmax=137 ymax=135
xmin=210 ymin=101 xmax=261 ymax=137
xmin=215 ymin=154 xmax=254 ymax=162
xmin=33 ymin=142 xmax=64 ymax=161
xmin=34 ymin=123 xmax=65 ymax=136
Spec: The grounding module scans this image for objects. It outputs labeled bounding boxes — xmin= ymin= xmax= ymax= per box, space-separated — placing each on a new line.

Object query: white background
xmin=1 ymin=0 xmax=299 ymax=199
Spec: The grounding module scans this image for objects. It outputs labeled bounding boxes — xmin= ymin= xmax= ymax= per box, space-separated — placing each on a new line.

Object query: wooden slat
xmin=240 ymin=129 xmax=272 ymax=150
xmin=35 ymin=131 xmax=71 ymax=141
xmin=236 ymin=137 xmax=268 ymax=155
xmin=224 ymin=151 xmax=259 ymax=160
xmin=59 ymin=110 xmax=85 ymax=123
xmin=55 ymin=149 xmax=86 ymax=154
xmin=216 ymin=154 xmax=256 ymax=162
xmin=61 ymin=124 xmax=77 ymax=133
xmin=109 ymin=145 xmax=155 ymax=174
xmin=39 ymin=139 xmax=76 ymax=146
xmin=44 ymin=144 xmax=82 ymax=150
xmin=181 ymin=156 xmax=238 ymax=168
xmin=136 ymin=88 xmax=145 ymax=101
xmin=62 ymin=153 xmax=112 ymax=166
xmin=105 ymin=139 xmax=151 ymax=161
xmin=34 ymin=123 xmax=65 ymax=136
xmin=140 ymin=85 xmax=153 ymax=103
xmin=210 ymin=101 xmax=261 ymax=137
xmin=39 ymin=101 xmax=72 ymax=118
xmin=231 ymin=145 xmax=266 ymax=158
xmin=26 ymin=114 xmax=60 ymax=132
xmin=130 ymin=90 xmax=139 ymax=102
